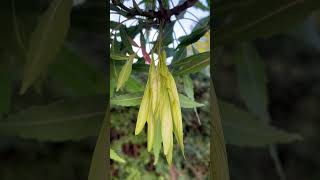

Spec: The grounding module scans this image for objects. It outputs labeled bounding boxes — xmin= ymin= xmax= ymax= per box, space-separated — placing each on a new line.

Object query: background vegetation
xmin=0 ymin=0 xmax=319 ymax=180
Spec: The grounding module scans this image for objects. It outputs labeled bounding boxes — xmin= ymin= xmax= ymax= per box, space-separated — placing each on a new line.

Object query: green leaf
xmin=183 ymin=75 xmax=201 ymax=124
xmin=214 ymin=0 xmax=320 ymax=46
xmin=220 ymin=101 xmax=302 ymax=147
xmin=173 ymin=52 xmax=210 ymax=76
xmin=179 ymin=94 xmax=204 ymax=108
xmin=235 ymin=42 xmax=270 ymax=121
xmin=210 ymin=80 xmax=230 ymax=180
xmin=110 ymin=149 xmax=126 ymax=163
xmin=116 ymin=54 xmax=134 ymax=91
xmin=119 ymin=26 xmax=134 ymax=53
xmin=111 ymin=53 xmax=129 ymax=61
xmin=20 ymin=0 xmax=73 ymax=94
xmin=172 ymin=47 xmax=187 ymax=63
xmin=111 ymin=93 xmax=202 ymax=108
xmin=173 ymin=51 xmax=210 ymax=67
xmin=183 ymin=75 xmax=194 ymax=100
xmin=111 ymin=93 xmax=143 ymax=107
xmin=88 ymin=109 xmax=109 ymax=180
xmin=0 ymin=97 xmax=106 ymax=141
xmin=177 ymin=25 xmax=209 ymax=49
xmin=125 ymin=76 xmax=144 ymax=93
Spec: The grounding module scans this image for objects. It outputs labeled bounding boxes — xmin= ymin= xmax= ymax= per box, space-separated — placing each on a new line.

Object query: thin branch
xmin=112 ymin=0 xmax=199 ymax=23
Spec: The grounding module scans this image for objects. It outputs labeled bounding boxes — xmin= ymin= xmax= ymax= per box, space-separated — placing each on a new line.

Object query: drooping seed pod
xmin=167 ymin=73 xmax=184 ymax=156
xmin=160 ymin=91 xmax=173 ymax=156
xmin=147 ymin=107 xmax=155 ymax=152
xmin=152 ymin=117 xmax=162 ymax=165
xmin=135 ymin=83 xmax=150 ymax=135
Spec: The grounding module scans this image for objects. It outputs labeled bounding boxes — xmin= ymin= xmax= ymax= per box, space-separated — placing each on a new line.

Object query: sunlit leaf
xmin=220 ymin=101 xmax=303 ymax=147
xmin=177 ymin=25 xmax=209 ymax=49
xmin=179 ymin=94 xmax=204 ymax=108
xmin=116 ymin=54 xmax=135 ymax=91
xmin=110 ymin=149 xmax=126 ymax=163
xmin=111 ymin=93 xmax=143 ymax=107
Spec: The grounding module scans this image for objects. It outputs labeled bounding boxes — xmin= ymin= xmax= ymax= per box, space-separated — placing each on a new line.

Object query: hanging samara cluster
xmin=135 ymin=49 xmax=184 ymax=165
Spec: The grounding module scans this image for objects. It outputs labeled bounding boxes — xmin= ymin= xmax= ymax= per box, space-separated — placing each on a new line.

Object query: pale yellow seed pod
xmin=167 ymin=73 xmax=184 ymax=155
xmin=149 ymin=59 xmax=159 ymax=115
xmin=160 ymin=91 xmax=173 ymax=155
xmin=165 ymin=137 xmax=173 ymax=165
xmin=135 ymin=82 xmax=150 ymax=135
xmin=147 ymin=102 xmax=155 ymax=152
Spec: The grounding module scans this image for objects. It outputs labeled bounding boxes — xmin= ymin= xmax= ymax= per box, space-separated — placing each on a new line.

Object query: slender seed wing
xmin=147 ymin=102 xmax=155 ymax=152
xmin=153 ymin=118 xmax=162 ymax=165
xmin=167 ymin=74 xmax=184 ymax=155
xmin=135 ymin=82 xmax=150 ymax=135
xmin=160 ymin=92 xmax=173 ymax=155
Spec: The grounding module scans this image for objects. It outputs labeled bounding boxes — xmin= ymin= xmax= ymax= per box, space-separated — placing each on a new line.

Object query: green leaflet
xmin=88 ymin=109 xmax=109 ymax=180
xmin=173 ymin=52 xmax=210 ymax=75
xmin=110 ymin=149 xmax=126 ymax=163
xmin=125 ymin=76 xmax=144 ymax=93
xmin=20 ymin=0 xmax=73 ymax=94
xmin=111 ymin=92 xmax=203 ymax=109
xmin=177 ymin=25 xmax=209 ymax=49
xmin=183 ymin=75 xmax=194 ymax=100
xmin=119 ymin=26 xmax=134 ymax=53
xmin=116 ymin=54 xmax=135 ymax=91
xmin=183 ymin=75 xmax=201 ymax=125
xmin=220 ymin=101 xmax=303 ymax=147
xmin=173 ymin=51 xmax=210 ymax=67
xmin=179 ymin=94 xmax=204 ymax=108
xmin=172 ymin=47 xmax=187 ymax=63
xmin=0 ymin=97 xmax=106 ymax=141
xmin=111 ymin=93 xmax=143 ymax=106
xmin=111 ymin=53 xmax=129 ymax=61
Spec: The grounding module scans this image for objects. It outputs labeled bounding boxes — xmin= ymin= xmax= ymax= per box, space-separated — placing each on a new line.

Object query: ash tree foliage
xmin=0 ymin=0 xmax=319 ymax=179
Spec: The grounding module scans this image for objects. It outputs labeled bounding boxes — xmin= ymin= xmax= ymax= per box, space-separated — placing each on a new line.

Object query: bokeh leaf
xmin=20 ymin=0 xmax=73 ymax=94
xmin=210 ymin=80 xmax=230 ymax=180
xmin=235 ymin=42 xmax=270 ymax=121
xmin=49 ymin=47 xmax=106 ymax=96
xmin=0 ymin=97 xmax=105 ymax=141
xmin=214 ymin=0 xmax=320 ymax=45
xmin=88 ymin=108 xmax=109 ymax=180
xmin=220 ymin=101 xmax=303 ymax=147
